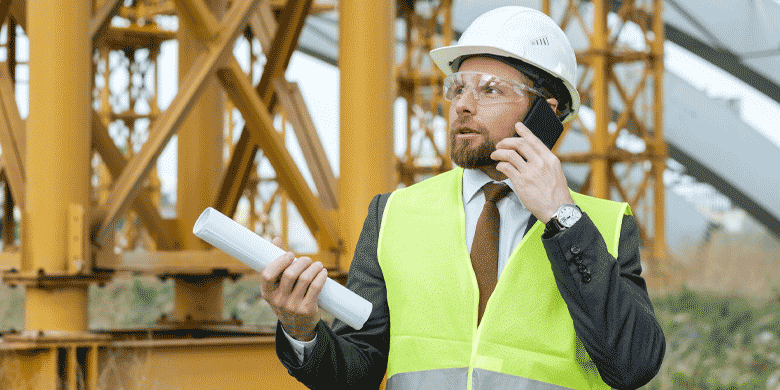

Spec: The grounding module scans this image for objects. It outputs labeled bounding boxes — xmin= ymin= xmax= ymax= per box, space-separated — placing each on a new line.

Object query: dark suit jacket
xmin=276 ymin=193 xmax=666 ymax=389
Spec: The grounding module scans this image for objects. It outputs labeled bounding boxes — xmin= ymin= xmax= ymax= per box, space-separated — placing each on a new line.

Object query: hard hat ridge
xmin=430 ymin=6 xmax=580 ymax=123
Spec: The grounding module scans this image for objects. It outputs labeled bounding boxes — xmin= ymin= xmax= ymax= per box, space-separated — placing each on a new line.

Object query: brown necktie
xmin=471 ymin=182 xmax=512 ymax=324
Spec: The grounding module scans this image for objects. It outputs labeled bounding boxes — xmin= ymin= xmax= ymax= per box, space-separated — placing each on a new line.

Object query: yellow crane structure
xmin=0 ymin=0 xmax=664 ymax=388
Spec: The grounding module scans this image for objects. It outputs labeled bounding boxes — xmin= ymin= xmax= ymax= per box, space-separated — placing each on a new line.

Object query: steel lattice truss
xmin=549 ymin=0 xmax=668 ymax=281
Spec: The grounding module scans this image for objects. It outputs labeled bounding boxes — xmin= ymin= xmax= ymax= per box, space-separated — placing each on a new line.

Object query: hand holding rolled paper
xmin=193 ymin=207 xmax=372 ymax=331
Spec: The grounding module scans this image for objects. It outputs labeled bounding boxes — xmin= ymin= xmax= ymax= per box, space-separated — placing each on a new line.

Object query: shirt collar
xmin=462 ymin=168 xmax=521 ymax=206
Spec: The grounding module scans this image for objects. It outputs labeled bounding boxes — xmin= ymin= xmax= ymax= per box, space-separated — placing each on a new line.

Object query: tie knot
xmin=482 ymin=182 xmax=511 ymax=203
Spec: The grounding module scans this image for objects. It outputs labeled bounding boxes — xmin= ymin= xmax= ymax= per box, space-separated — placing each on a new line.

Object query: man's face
xmin=449 ymin=57 xmax=534 ymax=169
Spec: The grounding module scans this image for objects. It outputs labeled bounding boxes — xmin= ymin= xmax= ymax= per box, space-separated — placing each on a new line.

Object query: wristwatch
xmin=544 ymin=204 xmax=583 ymax=237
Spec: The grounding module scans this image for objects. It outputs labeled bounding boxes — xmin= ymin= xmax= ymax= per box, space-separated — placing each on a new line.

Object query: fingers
xmin=491 ymin=147 xmax=528 ymax=170
xmin=278 ymin=256 xmax=313 ymax=297
xmin=513 ymin=122 xmax=549 ymax=155
xmin=272 ymin=236 xmax=284 ymax=249
xmin=260 ymin=251 xmax=294 ymax=296
xmin=303 ymin=268 xmax=329 ymax=308
xmin=290 ymin=261 xmax=325 ymax=303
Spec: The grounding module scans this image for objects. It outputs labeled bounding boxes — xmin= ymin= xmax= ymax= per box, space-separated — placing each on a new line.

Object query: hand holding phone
xmin=518 ymin=97 xmax=564 ymax=151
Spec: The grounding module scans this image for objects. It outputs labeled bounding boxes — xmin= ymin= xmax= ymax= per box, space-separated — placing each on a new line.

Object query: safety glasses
xmin=443 ymin=71 xmax=542 ymax=105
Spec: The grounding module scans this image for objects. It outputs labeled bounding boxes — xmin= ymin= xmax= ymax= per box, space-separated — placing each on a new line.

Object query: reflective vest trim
xmin=385 ymin=368 xmax=575 ymax=390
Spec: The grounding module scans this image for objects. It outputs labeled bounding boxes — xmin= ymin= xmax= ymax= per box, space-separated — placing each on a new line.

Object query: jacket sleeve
xmin=542 ymin=213 xmax=666 ymax=390
xmin=275 ymin=193 xmax=391 ymax=390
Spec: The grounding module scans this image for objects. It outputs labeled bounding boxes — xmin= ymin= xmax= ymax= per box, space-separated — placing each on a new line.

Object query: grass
xmin=642 ymin=288 xmax=780 ymax=389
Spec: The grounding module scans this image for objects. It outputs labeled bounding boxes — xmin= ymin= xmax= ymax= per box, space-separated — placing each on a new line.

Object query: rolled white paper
xmin=193 ymin=207 xmax=372 ymax=330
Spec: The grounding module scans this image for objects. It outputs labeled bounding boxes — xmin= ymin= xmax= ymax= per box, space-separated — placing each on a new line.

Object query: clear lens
xmin=443 ymin=71 xmax=541 ymax=105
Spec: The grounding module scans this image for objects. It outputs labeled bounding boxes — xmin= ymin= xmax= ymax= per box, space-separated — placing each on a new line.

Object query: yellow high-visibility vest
xmin=378 ymin=167 xmax=630 ymax=389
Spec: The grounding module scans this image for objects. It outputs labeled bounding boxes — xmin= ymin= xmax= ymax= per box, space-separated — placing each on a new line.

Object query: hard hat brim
xmin=430 ymin=44 xmax=580 ymax=123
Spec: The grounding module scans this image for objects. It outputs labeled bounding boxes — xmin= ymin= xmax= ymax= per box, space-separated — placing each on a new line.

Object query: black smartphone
xmin=518 ymin=97 xmax=564 ymax=151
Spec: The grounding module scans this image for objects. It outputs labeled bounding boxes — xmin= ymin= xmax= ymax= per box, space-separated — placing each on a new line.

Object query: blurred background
xmin=0 ymin=0 xmax=778 ymax=388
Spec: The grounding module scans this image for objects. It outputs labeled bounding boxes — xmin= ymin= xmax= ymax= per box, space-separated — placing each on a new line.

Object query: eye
xmin=453 ymin=85 xmax=465 ymax=95
xmin=481 ymin=85 xmax=503 ymax=98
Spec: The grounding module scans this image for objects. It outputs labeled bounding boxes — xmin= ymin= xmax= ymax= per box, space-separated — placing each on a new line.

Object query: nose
xmin=453 ymin=86 xmax=477 ymax=116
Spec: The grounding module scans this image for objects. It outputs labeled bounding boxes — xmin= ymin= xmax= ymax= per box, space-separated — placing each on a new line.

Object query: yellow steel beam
xmin=0 ymin=250 xmax=19 ymax=271
xmin=92 ymin=0 xmax=257 ymax=245
xmin=25 ymin=0 xmax=91 ymax=339
xmin=174 ymin=0 xmax=227 ymax=323
xmin=339 ymin=0 xmax=395 ymax=269
xmin=90 ymin=0 xmax=123 ymax=42
xmin=7 ymin=0 xmax=24 ymax=30
xmin=94 ymin=247 xmax=338 ymax=275
xmin=91 ymin=112 xmax=179 ymax=250
xmin=0 ymin=0 xmax=12 ymax=26
xmin=590 ymin=0 xmax=610 ymax=200
xmin=217 ymin=58 xmax=339 ymax=250
xmin=173 ymin=0 xmax=220 ymax=41
xmin=273 ymin=77 xmax=338 ymax=209
xmin=248 ymin=0 xmax=277 ymax=56
xmin=98 ymin=336 xmax=308 ymax=389
xmin=0 ymin=88 xmax=24 ymax=208
xmin=1 ymin=168 xmax=13 ymax=247
xmin=0 ymin=66 xmax=24 ymax=160
xmin=651 ymin=0 xmax=668 ymax=285
xmin=214 ymin=0 xmax=313 ymax=218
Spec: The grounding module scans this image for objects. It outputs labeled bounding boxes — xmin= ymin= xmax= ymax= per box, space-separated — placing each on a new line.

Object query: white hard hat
xmin=430 ymin=6 xmax=580 ymax=123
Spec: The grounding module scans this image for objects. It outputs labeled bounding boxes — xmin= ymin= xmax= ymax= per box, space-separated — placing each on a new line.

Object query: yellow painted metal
xmin=176 ymin=0 xmax=224 ymax=251
xmin=25 ymin=288 xmax=89 ymax=332
xmin=590 ymin=0 xmax=610 ymax=200
xmin=91 ymin=112 xmax=179 ymax=250
xmin=396 ymin=0 xmax=453 ymax=186
xmin=94 ymin=247 xmax=338 ymax=275
xmin=174 ymin=0 xmax=220 ymax=40
xmin=0 ymin=0 xmax=12 ymax=24
xmin=2 ymin=182 xmax=13 ymax=248
xmin=339 ymin=0 xmax=395 ymax=269
xmin=216 ymin=58 xmax=340 ymax=251
xmin=87 ymin=344 xmax=98 ymax=390
xmin=97 ymin=337 xmax=309 ymax=389
xmin=214 ymin=0 xmax=314 ymax=219
xmin=90 ymin=0 xmax=123 ymax=41
xmin=66 ymin=346 xmax=77 ymax=390
xmin=6 ymin=0 xmax=24 ymax=30
xmin=174 ymin=0 xmax=226 ymax=323
xmin=273 ymin=78 xmax=339 ymax=209
xmin=651 ymin=0 xmax=668 ymax=288
xmin=67 ymin=204 xmax=85 ymax=274
xmin=551 ymin=0 xmax=667 ymax=288
xmin=92 ymin=0 xmax=257 ymax=245
xmin=0 ymin=348 xmax=58 ymax=389
xmin=0 ymin=251 xmax=20 ymax=271
xmin=0 ymin=66 xmax=25 ymax=208
xmin=24 ymin=0 xmax=91 ymax=336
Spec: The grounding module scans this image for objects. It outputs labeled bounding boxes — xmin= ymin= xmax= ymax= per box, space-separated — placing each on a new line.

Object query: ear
xmin=546 ymin=97 xmax=560 ymax=116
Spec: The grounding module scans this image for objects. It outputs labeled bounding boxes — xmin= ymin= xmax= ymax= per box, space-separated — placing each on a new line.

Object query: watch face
xmin=558 ymin=205 xmax=582 ymax=228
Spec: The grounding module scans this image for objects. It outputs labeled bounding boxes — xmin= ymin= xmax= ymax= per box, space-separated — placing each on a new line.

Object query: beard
xmin=450 ymin=129 xmax=498 ymax=169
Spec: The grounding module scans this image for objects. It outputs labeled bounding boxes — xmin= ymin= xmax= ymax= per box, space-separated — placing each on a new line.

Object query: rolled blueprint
xmin=193 ymin=207 xmax=372 ymax=330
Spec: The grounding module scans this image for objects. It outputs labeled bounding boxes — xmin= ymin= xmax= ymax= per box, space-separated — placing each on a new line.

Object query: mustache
xmin=451 ymin=117 xmax=485 ymax=135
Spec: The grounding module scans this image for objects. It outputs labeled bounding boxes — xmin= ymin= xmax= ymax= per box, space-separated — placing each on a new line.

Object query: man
xmin=261 ymin=6 xmax=665 ymax=390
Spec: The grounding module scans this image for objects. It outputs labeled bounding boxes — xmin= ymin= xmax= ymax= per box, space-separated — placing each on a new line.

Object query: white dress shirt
xmin=284 ymin=168 xmax=533 ymax=363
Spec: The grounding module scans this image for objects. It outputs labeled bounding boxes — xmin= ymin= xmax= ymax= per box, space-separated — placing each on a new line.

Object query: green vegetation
xmin=644 ymin=288 xmax=780 ymax=389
